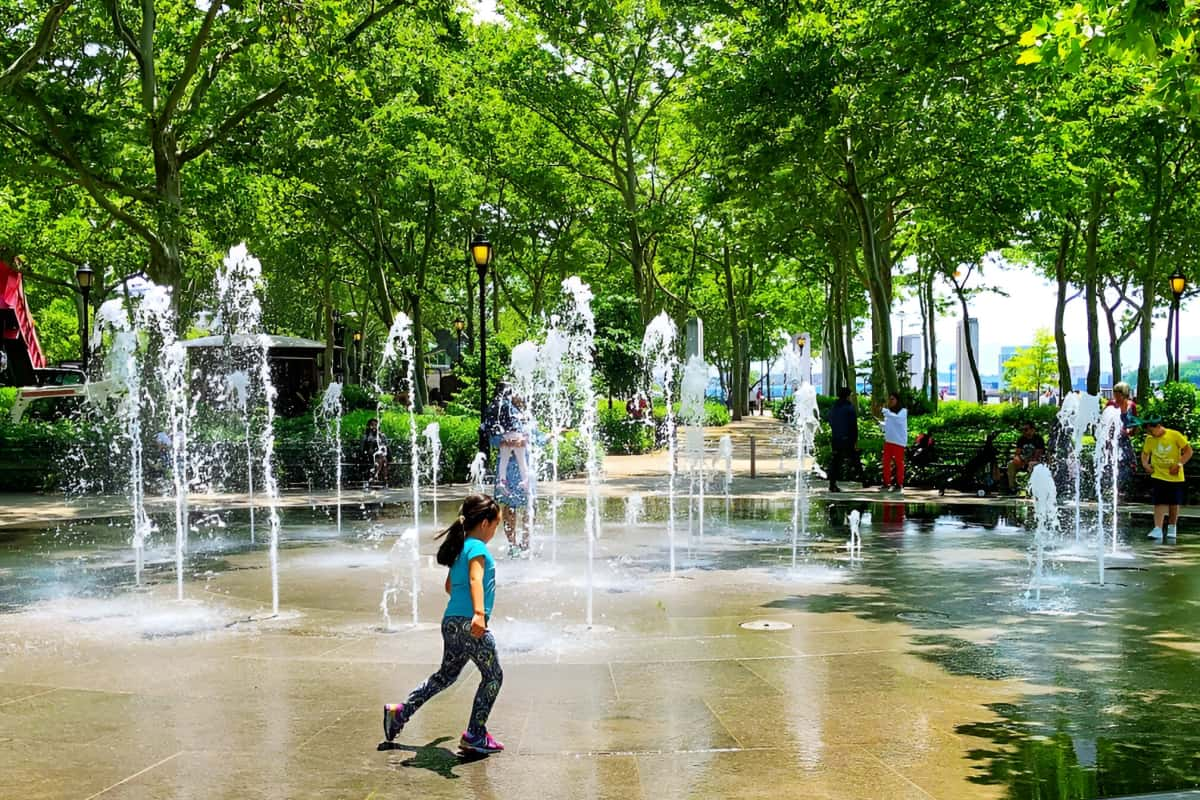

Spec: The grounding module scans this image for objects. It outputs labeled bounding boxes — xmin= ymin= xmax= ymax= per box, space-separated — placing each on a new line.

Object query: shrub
xmin=1143 ymin=382 xmax=1200 ymax=440
xmin=598 ymin=406 xmax=656 ymax=454
xmin=648 ymin=400 xmax=731 ymax=427
xmin=340 ymin=383 xmax=377 ymax=411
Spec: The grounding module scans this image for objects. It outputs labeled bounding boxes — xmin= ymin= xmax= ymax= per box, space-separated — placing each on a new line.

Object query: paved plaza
xmin=3 ymin=474 xmax=1200 ymax=800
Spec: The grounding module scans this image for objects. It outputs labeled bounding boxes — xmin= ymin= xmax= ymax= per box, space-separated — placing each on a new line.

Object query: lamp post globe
xmin=1170 ymin=270 xmax=1187 ymax=298
xmin=75 ymin=265 xmax=95 ymax=372
xmin=470 ymin=234 xmax=493 ymax=454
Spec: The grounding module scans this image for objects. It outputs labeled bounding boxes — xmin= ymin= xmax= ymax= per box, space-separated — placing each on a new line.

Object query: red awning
xmin=0 ymin=258 xmax=47 ymax=369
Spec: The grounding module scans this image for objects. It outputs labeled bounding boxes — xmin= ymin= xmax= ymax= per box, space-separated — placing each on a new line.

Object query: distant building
xmin=998 ymin=346 xmax=1019 ymax=379
xmin=956 ymin=320 xmax=980 ymax=403
xmin=896 ymin=334 xmax=923 ymax=390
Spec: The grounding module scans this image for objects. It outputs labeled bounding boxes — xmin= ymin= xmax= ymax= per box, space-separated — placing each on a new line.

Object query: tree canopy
xmin=2 ymin=0 xmax=1197 ymax=412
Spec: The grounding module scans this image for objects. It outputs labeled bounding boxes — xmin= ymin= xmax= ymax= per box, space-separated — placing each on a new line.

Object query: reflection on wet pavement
xmin=1 ymin=495 xmax=1198 ymax=799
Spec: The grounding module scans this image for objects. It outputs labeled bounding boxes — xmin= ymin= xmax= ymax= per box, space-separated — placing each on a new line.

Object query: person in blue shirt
xmin=382 ymin=494 xmax=506 ymax=755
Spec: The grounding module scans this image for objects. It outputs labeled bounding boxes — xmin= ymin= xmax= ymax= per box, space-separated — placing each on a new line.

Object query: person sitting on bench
xmin=1007 ymin=421 xmax=1045 ymax=494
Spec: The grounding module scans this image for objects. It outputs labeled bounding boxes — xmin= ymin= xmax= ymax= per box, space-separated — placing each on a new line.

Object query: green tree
xmin=1003 ymin=328 xmax=1059 ymax=396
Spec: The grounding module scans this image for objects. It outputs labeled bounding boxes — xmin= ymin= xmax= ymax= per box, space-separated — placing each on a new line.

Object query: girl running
xmin=382 ymin=494 xmax=505 ymax=754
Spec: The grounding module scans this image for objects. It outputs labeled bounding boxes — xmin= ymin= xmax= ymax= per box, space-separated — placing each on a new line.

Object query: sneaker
xmin=1148 ymin=527 xmax=1164 ymax=541
xmin=383 ymin=703 xmax=405 ymax=743
xmin=1167 ymin=524 xmax=1178 ymax=541
xmin=460 ymin=730 xmax=504 ymax=754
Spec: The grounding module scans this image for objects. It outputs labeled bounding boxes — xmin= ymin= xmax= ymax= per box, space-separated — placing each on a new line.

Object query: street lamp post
xmin=1170 ymin=270 xmax=1187 ymax=383
xmin=471 ymin=234 xmax=493 ymax=453
xmin=453 ymin=318 xmax=465 ymax=364
xmin=75 ymin=265 xmax=95 ymax=373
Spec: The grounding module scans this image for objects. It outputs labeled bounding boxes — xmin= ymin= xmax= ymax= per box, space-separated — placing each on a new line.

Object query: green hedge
xmin=598 ymin=406 xmax=656 ymax=454
xmin=648 ymin=400 xmax=731 ymax=427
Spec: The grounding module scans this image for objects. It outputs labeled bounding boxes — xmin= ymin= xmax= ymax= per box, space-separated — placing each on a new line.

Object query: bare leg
xmin=497 ymin=446 xmax=512 ymax=487
xmin=1155 ymin=504 xmax=1169 ymax=529
xmin=502 ymin=506 xmax=517 ymax=546
xmin=1168 ymin=505 xmax=1181 ymax=526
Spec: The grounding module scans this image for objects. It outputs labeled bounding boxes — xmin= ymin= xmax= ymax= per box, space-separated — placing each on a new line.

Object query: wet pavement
xmin=2 ymin=494 xmax=1200 ymax=799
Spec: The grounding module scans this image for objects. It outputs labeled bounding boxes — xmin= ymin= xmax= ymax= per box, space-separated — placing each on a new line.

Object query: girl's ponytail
xmin=435 ymin=493 xmax=500 ymax=566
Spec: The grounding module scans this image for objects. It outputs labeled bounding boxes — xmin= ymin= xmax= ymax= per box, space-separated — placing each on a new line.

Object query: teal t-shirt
xmin=444 ymin=537 xmax=496 ymax=619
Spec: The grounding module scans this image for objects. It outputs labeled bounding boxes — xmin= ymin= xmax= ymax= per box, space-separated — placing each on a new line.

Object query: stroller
xmin=937 ymin=431 xmax=1001 ymax=497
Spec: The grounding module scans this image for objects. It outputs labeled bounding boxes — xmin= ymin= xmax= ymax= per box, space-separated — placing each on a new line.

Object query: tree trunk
xmin=1053 ymin=225 xmax=1074 ymax=395
xmin=1137 ymin=133 xmax=1165 ymax=403
xmin=843 ymin=179 xmax=898 ymax=398
xmin=148 ymin=124 xmax=185 ymax=300
xmin=1137 ymin=274 xmax=1155 ymax=401
xmin=925 ymin=273 xmax=938 ymax=409
xmin=721 ymin=242 xmax=743 ymax=421
xmin=1083 ymin=182 xmax=1104 ymax=394
xmin=1104 ymin=301 xmax=1122 ymax=388
xmin=322 ymin=272 xmax=334 ymax=388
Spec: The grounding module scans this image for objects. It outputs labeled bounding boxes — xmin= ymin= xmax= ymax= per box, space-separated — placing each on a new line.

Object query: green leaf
xmin=1017 ymin=47 xmax=1044 ymax=65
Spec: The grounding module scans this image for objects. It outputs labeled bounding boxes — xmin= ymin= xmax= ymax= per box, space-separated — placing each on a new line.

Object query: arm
xmin=1172 ymin=443 xmax=1193 ymax=475
xmin=468 ymin=557 xmax=487 ymax=638
xmin=444 ymin=574 xmax=451 ymax=595
xmin=1142 ymin=445 xmax=1154 ymax=473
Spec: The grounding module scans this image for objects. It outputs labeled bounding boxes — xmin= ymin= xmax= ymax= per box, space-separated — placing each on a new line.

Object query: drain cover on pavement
xmin=740 ymin=620 xmax=793 ymax=631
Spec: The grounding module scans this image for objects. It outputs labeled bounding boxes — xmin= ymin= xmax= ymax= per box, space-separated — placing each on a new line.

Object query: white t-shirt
xmin=882 ymin=408 xmax=908 ymax=446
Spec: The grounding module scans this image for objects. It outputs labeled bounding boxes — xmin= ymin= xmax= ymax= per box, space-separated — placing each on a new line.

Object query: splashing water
xmin=561 ymin=277 xmax=602 ymax=627
xmin=318 ymin=382 xmax=344 ymax=536
xmin=1057 ymin=392 xmax=1101 ymax=541
xmin=137 ymin=286 xmax=191 ymax=602
xmin=681 ymin=355 xmax=708 ymax=546
xmin=718 ymin=434 xmax=733 ymax=521
xmin=786 ymin=371 xmax=821 ymax=570
xmin=847 ymin=509 xmax=862 ymax=557
xmin=1027 ymin=463 xmax=1059 ymax=604
xmin=1095 ymin=405 xmax=1123 ymax=558
xmin=423 ymin=422 xmax=440 ymax=531
xmin=94 ymin=300 xmax=151 ymax=585
xmin=381 ymin=313 xmax=420 ymax=531
xmin=226 ymin=371 xmax=255 ymax=543
xmin=625 ymin=493 xmax=644 ymax=527
xmin=215 ymin=243 xmax=282 ymax=615
xmin=468 ymin=452 xmax=488 ymax=492
xmin=642 ymin=312 xmax=678 ymax=576
xmin=539 ymin=323 xmax=569 ymax=561
xmin=379 ymin=313 xmax=422 ymax=619
xmin=510 ymin=340 xmax=541 ymax=549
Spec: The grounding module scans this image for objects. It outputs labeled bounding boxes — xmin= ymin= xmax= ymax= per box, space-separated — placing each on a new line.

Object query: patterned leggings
xmin=400 ymin=616 xmax=503 ymax=737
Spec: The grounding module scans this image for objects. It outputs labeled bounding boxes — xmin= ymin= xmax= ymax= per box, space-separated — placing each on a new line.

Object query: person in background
xmin=827 ymin=386 xmax=865 ymax=493
xmin=756 ymin=385 xmax=764 ymax=416
xmin=496 ymin=395 xmax=535 ymax=557
xmin=880 ymin=392 xmax=908 ymax=492
xmin=1106 ymin=381 xmax=1138 ymax=488
xmin=1006 ymin=421 xmax=1045 ymax=494
xmin=361 ymin=418 xmax=388 ymax=485
xmin=1141 ymin=416 xmax=1192 ymax=542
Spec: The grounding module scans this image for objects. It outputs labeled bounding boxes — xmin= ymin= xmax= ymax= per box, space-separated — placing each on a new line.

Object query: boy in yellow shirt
xmin=1140 ymin=417 xmax=1193 ymax=541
